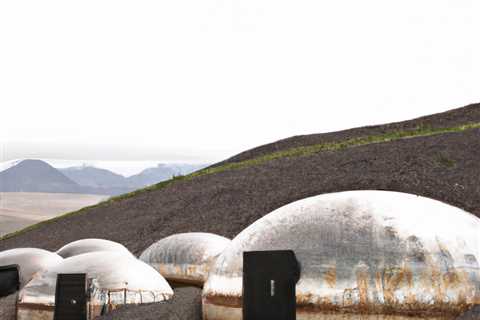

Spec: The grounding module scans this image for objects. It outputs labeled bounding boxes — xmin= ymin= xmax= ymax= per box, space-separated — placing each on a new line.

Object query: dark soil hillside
xmin=217 ymin=103 xmax=480 ymax=166
xmin=0 ymin=104 xmax=479 ymax=256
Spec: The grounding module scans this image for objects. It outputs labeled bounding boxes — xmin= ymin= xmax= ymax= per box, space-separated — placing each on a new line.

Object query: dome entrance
xmin=243 ymin=250 xmax=299 ymax=320
xmin=0 ymin=265 xmax=19 ymax=297
xmin=53 ymin=273 xmax=87 ymax=320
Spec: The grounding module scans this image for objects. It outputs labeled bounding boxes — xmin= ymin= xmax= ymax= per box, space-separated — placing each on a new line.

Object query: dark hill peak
xmin=0 ymin=159 xmax=81 ymax=193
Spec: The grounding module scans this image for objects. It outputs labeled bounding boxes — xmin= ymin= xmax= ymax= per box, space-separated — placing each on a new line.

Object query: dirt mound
xmin=95 ymin=287 xmax=202 ymax=320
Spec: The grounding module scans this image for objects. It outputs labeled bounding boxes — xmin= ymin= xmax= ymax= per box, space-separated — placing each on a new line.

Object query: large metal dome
xmin=140 ymin=232 xmax=231 ymax=285
xmin=56 ymin=238 xmax=132 ymax=258
xmin=203 ymin=190 xmax=480 ymax=320
xmin=0 ymin=248 xmax=63 ymax=288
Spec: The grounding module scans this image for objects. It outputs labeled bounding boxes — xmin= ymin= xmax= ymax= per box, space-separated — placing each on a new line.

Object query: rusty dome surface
xmin=140 ymin=232 xmax=231 ymax=286
xmin=0 ymin=248 xmax=63 ymax=288
xmin=56 ymin=238 xmax=132 ymax=258
xmin=202 ymin=190 xmax=480 ymax=320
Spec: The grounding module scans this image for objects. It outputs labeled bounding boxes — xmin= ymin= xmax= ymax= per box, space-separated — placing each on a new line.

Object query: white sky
xmin=1 ymin=0 xmax=479 ymax=164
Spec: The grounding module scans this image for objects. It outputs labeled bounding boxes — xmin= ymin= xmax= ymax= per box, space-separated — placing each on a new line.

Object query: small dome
xmin=19 ymin=251 xmax=173 ymax=307
xmin=140 ymin=232 xmax=231 ymax=285
xmin=56 ymin=238 xmax=132 ymax=258
xmin=203 ymin=191 xmax=480 ymax=319
xmin=0 ymin=248 xmax=62 ymax=288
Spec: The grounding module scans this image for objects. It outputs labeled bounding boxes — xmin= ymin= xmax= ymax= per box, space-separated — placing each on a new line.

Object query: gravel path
xmin=95 ymin=287 xmax=202 ymax=320
xmin=457 ymin=306 xmax=480 ymax=320
xmin=0 ymin=293 xmax=17 ymax=320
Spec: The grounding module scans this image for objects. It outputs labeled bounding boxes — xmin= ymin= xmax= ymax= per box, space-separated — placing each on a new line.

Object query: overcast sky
xmin=1 ymin=0 xmax=479 ymax=165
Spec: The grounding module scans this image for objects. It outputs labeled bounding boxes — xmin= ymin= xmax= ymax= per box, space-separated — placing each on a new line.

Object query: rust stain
xmin=167 ymin=276 xmax=204 ymax=287
xmin=403 ymin=265 xmax=416 ymax=305
xmin=203 ymin=291 xmax=472 ymax=317
xmin=203 ymin=252 xmax=479 ymax=319
xmin=457 ymin=290 xmax=467 ymax=306
xmin=17 ymin=303 xmax=55 ymax=311
xmin=324 ymin=267 xmax=336 ymax=288
xmin=187 ymin=265 xmax=196 ymax=275
xmin=356 ymin=267 xmax=369 ymax=306
xmin=430 ymin=263 xmax=445 ymax=304
xmin=443 ymin=270 xmax=462 ymax=289
xmin=383 ymin=267 xmax=405 ymax=305
xmin=374 ymin=271 xmax=384 ymax=297
xmin=203 ymin=293 xmax=242 ymax=308
xmin=342 ymin=288 xmax=355 ymax=307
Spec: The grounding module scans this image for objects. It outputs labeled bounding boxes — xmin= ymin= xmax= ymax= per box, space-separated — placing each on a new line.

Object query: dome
xmin=19 ymin=251 xmax=173 ymax=307
xmin=56 ymin=238 xmax=132 ymax=258
xmin=0 ymin=248 xmax=63 ymax=288
xmin=140 ymin=232 xmax=231 ymax=285
xmin=203 ymin=190 xmax=480 ymax=320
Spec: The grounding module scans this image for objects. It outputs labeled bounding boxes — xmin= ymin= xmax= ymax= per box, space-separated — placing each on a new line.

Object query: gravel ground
xmin=457 ymin=306 xmax=480 ymax=320
xmin=0 ymin=293 xmax=17 ymax=320
xmin=95 ymin=287 xmax=202 ymax=320
xmin=0 ymin=287 xmax=202 ymax=320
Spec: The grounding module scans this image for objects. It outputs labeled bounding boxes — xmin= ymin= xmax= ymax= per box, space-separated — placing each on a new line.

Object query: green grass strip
xmin=1 ymin=121 xmax=479 ymax=241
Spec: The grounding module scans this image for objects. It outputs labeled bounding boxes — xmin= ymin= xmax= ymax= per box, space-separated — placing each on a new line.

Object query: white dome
xmin=19 ymin=251 xmax=173 ymax=306
xmin=203 ymin=190 xmax=480 ymax=320
xmin=0 ymin=248 xmax=63 ymax=288
xmin=140 ymin=232 xmax=231 ymax=285
xmin=56 ymin=238 xmax=132 ymax=258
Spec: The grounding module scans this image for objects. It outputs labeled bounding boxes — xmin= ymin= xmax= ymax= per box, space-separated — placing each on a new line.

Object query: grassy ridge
xmin=1 ymin=121 xmax=479 ymax=241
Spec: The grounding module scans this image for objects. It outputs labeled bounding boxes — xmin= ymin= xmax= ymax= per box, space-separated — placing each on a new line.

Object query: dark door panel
xmin=54 ymin=273 xmax=87 ymax=320
xmin=243 ymin=250 xmax=300 ymax=320
xmin=0 ymin=265 xmax=19 ymax=297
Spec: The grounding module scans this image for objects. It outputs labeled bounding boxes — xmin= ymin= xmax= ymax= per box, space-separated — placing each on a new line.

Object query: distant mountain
xmin=60 ymin=166 xmax=127 ymax=189
xmin=62 ymin=163 xmax=208 ymax=190
xmin=0 ymin=159 xmax=23 ymax=172
xmin=0 ymin=160 xmax=209 ymax=196
xmin=0 ymin=159 xmax=82 ymax=193
xmin=126 ymin=163 xmax=207 ymax=188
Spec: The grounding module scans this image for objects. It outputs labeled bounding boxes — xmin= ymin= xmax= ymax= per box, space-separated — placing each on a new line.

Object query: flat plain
xmin=0 ymin=192 xmax=108 ymax=237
